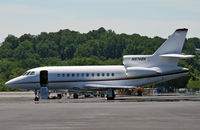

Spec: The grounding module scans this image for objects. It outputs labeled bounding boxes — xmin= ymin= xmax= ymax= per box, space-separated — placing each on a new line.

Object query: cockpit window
xmin=30 ymin=71 xmax=35 ymax=75
xmin=22 ymin=71 xmax=35 ymax=76
xmin=22 ymin=72 xmax=28 ymax=76
xmin=26 ymin=71 xmax=31 ymax=75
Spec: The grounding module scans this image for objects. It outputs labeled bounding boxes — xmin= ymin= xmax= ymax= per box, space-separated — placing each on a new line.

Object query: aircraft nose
xmin=5 ymin=80 xmax=15 ymax=87
xmin=5 ymin=77 xmax=22 ymax=88
xmin=5 ymin=76 xmax=30 ymax=88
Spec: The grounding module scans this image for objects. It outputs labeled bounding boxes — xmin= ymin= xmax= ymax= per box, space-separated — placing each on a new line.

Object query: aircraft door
xmin=40 ymin=70 xmax=48 ymax=86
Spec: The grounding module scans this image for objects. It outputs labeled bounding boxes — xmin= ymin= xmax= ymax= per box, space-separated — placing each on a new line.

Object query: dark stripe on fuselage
xmin=15 ymin=70 xmax=188 ymax=85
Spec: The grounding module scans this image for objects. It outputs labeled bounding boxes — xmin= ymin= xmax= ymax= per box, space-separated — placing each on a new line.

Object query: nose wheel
xmin=34 ymin=96 xmax=39 ymax=101
xmin=34 ymin=89 xmax=39 ymax=101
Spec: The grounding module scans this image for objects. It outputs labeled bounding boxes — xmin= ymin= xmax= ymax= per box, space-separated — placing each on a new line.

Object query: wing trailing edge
xmin=84 ymin=84 xmax=137 ymax=90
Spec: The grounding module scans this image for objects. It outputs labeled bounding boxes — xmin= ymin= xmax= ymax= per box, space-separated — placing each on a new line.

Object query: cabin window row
xmin=57 ymin=73 xmax=115 ymax=77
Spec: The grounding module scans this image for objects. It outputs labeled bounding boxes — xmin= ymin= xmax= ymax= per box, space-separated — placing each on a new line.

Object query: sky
xmin=0 ymin=0 xmax=199 ymax=42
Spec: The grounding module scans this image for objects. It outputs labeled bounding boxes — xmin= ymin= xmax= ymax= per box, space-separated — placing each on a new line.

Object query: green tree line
xmin=0 ymin=27 xmax=200 ymax=91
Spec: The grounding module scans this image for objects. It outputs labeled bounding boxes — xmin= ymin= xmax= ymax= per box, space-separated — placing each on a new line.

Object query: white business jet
xmin=5 ymin=28 xmax=194 ymax=101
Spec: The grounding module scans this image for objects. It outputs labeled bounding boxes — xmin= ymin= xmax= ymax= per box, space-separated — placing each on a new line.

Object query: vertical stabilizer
xmin=153 ymin=28 xmax=188 ymax=56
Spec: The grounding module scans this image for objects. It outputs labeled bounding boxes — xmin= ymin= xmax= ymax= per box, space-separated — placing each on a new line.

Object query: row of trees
xmin=0 ymin=27 xmax=200 ymax=91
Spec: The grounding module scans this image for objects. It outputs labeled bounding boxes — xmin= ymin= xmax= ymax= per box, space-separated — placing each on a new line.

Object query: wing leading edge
xmin=160 ymin=53 xmax=194 ymax=59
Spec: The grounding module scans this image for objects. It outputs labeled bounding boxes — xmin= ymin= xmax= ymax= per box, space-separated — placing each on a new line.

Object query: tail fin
xmin=153 ymin=28 xmax=188 ymax=56
xmin=123 ymin=28 xmax=194 ymax=68
xmin=152 ymin=28 xmax=194 ymax=67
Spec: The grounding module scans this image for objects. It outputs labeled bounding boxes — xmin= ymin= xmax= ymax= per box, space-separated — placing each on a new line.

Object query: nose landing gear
xmin=34 ymin=89 xmax=39 ymax=101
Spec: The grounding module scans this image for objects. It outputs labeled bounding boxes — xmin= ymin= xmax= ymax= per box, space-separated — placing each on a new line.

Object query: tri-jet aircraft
xmin=5 ymin=28 xmax=194 ymax=101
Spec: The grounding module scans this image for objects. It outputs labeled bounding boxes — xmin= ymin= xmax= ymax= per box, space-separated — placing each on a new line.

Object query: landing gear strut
xmin=106 ymin=89 xmax=115 ymax=100
xmin=34 ymin=89 xmax=39 ymax=101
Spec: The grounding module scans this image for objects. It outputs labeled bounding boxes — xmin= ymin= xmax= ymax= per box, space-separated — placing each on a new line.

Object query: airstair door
xmin=40 ymin=70 xmax=48 ymax=86
xmin=40 ymin=70 xmax=49 ymax=99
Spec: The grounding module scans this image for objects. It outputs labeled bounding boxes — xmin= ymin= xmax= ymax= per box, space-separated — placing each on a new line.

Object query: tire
xmin=106 ymin=96 xmax=114 ymax=100
xmin=34 ymin=97 xmax=39 ymax=101
xmin=73 ymin=93 xmax=79 ymax=99
xmin=137 ymin=90 xmax=143 ymax=96
xmin=57 ymin=94 xmax=62 ymax=99
xmin=106 ymin=90 xmax=115 ymax=100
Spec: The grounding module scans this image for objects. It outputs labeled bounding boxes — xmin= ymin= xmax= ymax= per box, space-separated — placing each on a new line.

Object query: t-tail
xmin=123 ymin=28 xmax=194 ymax=77
xmin=152 ymin=28 xmax=194 ymax=67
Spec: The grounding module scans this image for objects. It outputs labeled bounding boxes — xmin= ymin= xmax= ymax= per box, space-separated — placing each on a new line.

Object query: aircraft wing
xmin=84 ymin=84 xmax=137 ymax=90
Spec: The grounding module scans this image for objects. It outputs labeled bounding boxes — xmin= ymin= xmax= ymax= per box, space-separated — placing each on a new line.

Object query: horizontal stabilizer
xmin=160 ymin=54 xmax=194 ymax=59
xmin=84 ymin=84 xmax=136 ymax=90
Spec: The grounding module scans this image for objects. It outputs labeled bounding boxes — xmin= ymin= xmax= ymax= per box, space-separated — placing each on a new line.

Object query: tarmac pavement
xmin=0 ymin=92 xmax=200 ymax=130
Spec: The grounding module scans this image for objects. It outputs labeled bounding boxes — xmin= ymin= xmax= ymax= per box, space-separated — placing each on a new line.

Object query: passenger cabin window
xmin=56 ymin=72 xmax=114 ymax=78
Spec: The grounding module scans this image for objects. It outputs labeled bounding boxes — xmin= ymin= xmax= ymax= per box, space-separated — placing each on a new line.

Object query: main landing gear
xmin=73 ymin=93 xmax=79 ymax=99
xmin=57 ymin=94 xmax=63 ymax=99
xmin=106 ymin=89 xmax=115 ymax=100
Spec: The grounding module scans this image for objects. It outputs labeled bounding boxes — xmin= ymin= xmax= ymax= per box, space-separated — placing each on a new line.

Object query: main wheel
xmin=106 ymin=96 xmax=115 ymax=100
xmin=57 ymin=94 xmax=62 ymax=99
xmin=73 ymin=93 xmax=79 ymax=99
xmin=137 ymin=90 xmax=143 ymax=96
xmin=106 ymin=90 xmax=115 ymax=100
xmin=34 ymin=97 xmax=39 ymax=101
